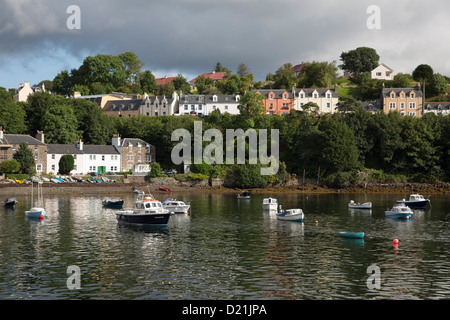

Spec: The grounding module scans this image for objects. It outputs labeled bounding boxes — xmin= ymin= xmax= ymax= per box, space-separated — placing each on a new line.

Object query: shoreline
xmin=1 ymin=181 xmax=449 ymax=196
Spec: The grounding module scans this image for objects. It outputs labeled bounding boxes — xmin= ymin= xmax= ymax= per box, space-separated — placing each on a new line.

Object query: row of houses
xmin=81 ymin=85 xmax=450 ymax=118
xmin=0 ymin=129 xmax=155 ymax=176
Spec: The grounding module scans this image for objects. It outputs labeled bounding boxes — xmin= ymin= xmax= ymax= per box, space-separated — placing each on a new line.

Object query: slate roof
xmin=424 ymin=102 xmax=450 ymax=111
xmin=253 ymin=89 xmax=294 ymax=99
xmin=296 ymin=88 xmax=338 ymax=98
xmin=382 ymin=88 xmax=423 ymax=98
xmin=0 ymin=134 xmax=46 ymax=146
xmin=204 ymin=95 xmax=241 ymax=104
xmin=180 ymin=95 xmax=206 ymax=104
xmin=47 ymin=144 xmax=120 ymax=155
xmin=103 ymin=99 xmax=145 ymax=111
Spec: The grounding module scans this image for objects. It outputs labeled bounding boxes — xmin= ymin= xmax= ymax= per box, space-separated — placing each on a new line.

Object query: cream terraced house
xmin=293 ymin=87 xmax=339 ymax=114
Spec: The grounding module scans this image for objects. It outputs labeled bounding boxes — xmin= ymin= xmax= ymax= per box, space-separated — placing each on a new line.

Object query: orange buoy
xmin=393 ymin=238 xmax=399 ymax=245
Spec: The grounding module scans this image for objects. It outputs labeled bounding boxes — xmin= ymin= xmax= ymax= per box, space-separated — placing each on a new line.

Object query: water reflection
xmin=0 ymin=192 xmax=449 ymax=299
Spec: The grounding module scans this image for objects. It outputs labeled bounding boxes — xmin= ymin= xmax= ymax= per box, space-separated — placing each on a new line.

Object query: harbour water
xmin=1 ymin=191 xmax=449 ymax=300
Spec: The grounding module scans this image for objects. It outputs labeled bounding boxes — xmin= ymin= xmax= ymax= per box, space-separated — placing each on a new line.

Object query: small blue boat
xmin=25 ymin=208 xmax=46 ymax=219
xmin=396 ymin=194 xmax=430 ymax=208
xmin=339 ymin=232 xmax=364 ymax=239
xmin=385 ymin=204 xmax=413 ymax=219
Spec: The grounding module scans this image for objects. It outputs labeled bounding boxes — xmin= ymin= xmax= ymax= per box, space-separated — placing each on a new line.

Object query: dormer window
xmin=213 ymin=95 xmax=218 ymax=102
xmin=236 ymin=95 xmax=240 ymax=102
xmin=391 ymin=93 xmax=395 ymax=99
xmin=411 ymin=93 xmax=415 ymax=99
xmin=269 ymin=93 xmax=274 ymax=100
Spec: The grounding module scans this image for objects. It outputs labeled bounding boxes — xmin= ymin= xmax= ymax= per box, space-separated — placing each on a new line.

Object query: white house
xmin=293 ymin=87 xmax=339 ymax=114
xmin=177 ymin=94 xmax=207 ymax=116
xmin=205 ymin=94 xmax=241 ymax=115
xmin=14 ymin=81 xmax=45 ymax=102
xmin=47 ymin=140 xmax=121 ymax=175
xmin=371 ymin=64 xmax=394 ymax=81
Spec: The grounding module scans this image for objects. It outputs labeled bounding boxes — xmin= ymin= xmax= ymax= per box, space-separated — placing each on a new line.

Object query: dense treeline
xmin=1 ymin=89 xmax=449 ymax=184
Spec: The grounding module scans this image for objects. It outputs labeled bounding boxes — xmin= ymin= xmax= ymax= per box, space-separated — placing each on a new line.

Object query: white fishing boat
xmin=262 ymin=198 xmax=278 ymax=211
xmin=276 ymin=208 xmax=304 ymax=222
xmin=348 ymin=200 xmax=372 ymax=209
xmin=25 ymin=181 xmax=46 ymax=219
xmin=385 ymin=203 xmax=414 ymax=219
xmin=162 ymin=198 xmax=190 ymax=214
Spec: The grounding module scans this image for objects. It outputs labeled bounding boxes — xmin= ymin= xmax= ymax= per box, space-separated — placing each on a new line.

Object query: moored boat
xmin=385 ymin=203 xmax=414 ymax=219
xmin=25 ymin=181 xmax=45 ymax=219
xmin=3 ymin=197 xmax=18 ymax=209
xmin=162 ymin=198 xmax=190 ymax=214
xmin=396 ymin=194 xmax=430 ymax=208
xmin=339 ymin=232 xmax=364 ymax=239
xmin=102 ymin=199 xmax=124 ymax=209
xmin=262 ymin=198 xmax=278 ymax=212
xmin=276 ymin=208 xmax=304 ymax=221
xmin=348 ymin=200 xmax=372 ymax=209
xmin=116 ymin=193 xmax=170 ymax=225
xmin=237 ymin=191 xmax=251 ymax=199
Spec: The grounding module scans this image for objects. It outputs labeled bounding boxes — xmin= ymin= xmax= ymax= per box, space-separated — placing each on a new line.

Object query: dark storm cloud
xmin=1 ymin=0 xmax=450 ymax=83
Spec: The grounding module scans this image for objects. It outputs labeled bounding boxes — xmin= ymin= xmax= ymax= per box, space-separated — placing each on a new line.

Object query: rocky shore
xmin=0 ymin=179 xmax=449 ymax=196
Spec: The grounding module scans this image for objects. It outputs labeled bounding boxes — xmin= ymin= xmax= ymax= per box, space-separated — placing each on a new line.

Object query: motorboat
xmin=276 ymin=208 xmax=304 ymax=222
xmin=25 ymin=181 xmax=45 ymax=219
xmin=102 ymin=199 xmax=124 ymax=209
xmin=348 ymin=200 xmax=372 ymax=209
xmin=396 ymin=194 xmax=430 ymax=208
xmin=3 ymin=197 xmax=18 ymax=209
xmin=385 ymin=203 xmax=414 ymax=219
xmin=262 ymin=198 xmax=278 ymax=211
xmin=237 ymin=191 xmax=251 ymax=199
xmin=162 ymin=198 xmax=190 ymax=214
xmin=116 ymin=193 xmax=170 ymax=225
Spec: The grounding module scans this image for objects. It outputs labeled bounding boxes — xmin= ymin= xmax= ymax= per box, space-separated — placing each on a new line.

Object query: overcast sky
xmin=1 ymin=0 xmax=449 ymax=89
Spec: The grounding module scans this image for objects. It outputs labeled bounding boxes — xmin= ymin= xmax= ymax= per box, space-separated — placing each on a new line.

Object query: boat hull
xmin=116 ymin=212 xmax=170 ymax=225
xmin=4 ymin=198 xmax=18 ymax=208
xmin=25 ymin=208 xmax=46 ymax=218
xmin=339 ymin=232 xmax=364 ymax=239
xmin=276 ymin=214 xmax=303 ymax=221
xmin=348 ymin=202 xmax=372 ymax=209
xmin=385 ymin=212 xmax=413 ymax=219
xmin=395 ymin=200 xmax=429 ymax=208
xmin=164 ymin=205 xmax=190 ymax=214
xmin=262 ymin=204 xmax=277 ymax=211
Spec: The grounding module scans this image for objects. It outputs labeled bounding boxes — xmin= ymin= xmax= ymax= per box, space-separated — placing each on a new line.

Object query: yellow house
xmin=381 ymin=85 xmax=423 ymax=117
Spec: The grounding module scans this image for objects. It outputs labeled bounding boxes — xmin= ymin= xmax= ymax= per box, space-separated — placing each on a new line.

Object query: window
xmin=225 ymin=105 xmax=228 ymax=110
xmin=269 ymin=94 xmax=274 ymax=100
xmin=184 ymin=105 xmax=188 ymax=110
xmin=34 ymin=154 xmax=38 ymax=160
xmin=102 ymin=155 xmax=105 ymax=161
xmin=411 ymin=93 xmax=415 ymax=99
xmin=327 ymin=102 xmax=331 ymax=108
xmin=389 ymin=102 xmax=396 ymax=109
xmin=213 ymin=95 xmax=217 ymax=102
xmin=73 ymin=155 xmax=77 ymax=160
xmin=391 ymin=93 xmax=395 ymax=99
xmin=36 ymin=164 xmax=42 ymax=171
xmin=313 ymin=93 xmax=318 ymax=99
xmin=283 ymin=94 xmax=287 ymax=100
xmin=52 ymin=154 xmax=55 ymax=160
xmin=191 ymin=105 xmax=195 ymax=111
xmin=34 ymin=146 xmax=38 ymax=151
xmin=376 ymin=72 xmax=382 ymax=76
xmin=409 ymin=112 xmax=416 ymax=116
xmin=198 ymin=105 xmax=202 ymax=110
xmin=401 ymin=93 xmax=405 ymax=99
xmin=400 ymin=102 xmax=405 ymax=109
xmin=326 ymin=93 xmax=331 ymax=99
xmin=213 ymin=106 xmax=216 ymax=110
xmin=52 ymin=165 xmax=55 ymax=171
xmin=409 ymin=102 xmax=416 ymax=109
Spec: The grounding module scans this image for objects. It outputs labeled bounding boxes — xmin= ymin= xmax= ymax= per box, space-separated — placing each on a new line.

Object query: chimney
xmin=112 ymin=134 xmax=121 ymax=148
xmin=0 ymin=127 xmax=3 ymax=140
xmin=35 ymin=130 xmax=45 ymax=143
xmin=76 ymin=139 xmax=83 ymax=150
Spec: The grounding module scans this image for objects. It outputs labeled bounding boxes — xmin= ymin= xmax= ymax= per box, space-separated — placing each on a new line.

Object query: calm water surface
xmin=0 ymin=191 xmax=449 ymax=300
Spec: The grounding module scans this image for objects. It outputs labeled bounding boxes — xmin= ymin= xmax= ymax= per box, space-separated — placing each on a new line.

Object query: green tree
xmin=40 ymin=102 xmax=79 ymax=144
xmin=13 ymin=142 xmax=35 ymax=174
xmin=412 ymin=64 xmax=434 ymax=99
xmin=172 ymin=74 xmax=191 ymax=93
xmin=318 ymin=116 xmax=361 ymax=175
xmin=58 ymin=155 xmax=75 ymax=175
xmin=0 ymin=89 xmax=26 ymax=134
xmin=149 ymin=162 xmax=164 ymax=177
xmin=339 ymin=47 xmax=380 ymax=78
xmin=52 ymin=70 xmax=72 ymax=96
xmin=118 ymin=51 xmax=145 ymax=84
xmin=195 ymin=75 xmax=214 ymax=94
xmin=237 ymin=63 xmax=250 ymax=78
xmin=140 ymin=70 xmax=157 ymax=94
xmin=298 ymin=61 xmax=338 ymax=88
xmin=0 ymin=159 xmax=21 ymax=174
xmin=429 ymin=73 xmax=448 ymax=97
xmin=273 ymin=63 xmax=297 ymax=89
xmin=238 ymin=92 xmax=265 ymax=117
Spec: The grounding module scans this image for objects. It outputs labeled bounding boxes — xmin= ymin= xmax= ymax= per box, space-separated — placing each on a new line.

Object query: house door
xmin=97 ymin=166 xmax=106 ymax=174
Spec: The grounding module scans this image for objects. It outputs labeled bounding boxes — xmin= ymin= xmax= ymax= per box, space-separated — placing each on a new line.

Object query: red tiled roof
xmin=156 ymin=76 xmax=177 ymax=86
xmin=190 ymin=72 xmax=227 ymax=83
